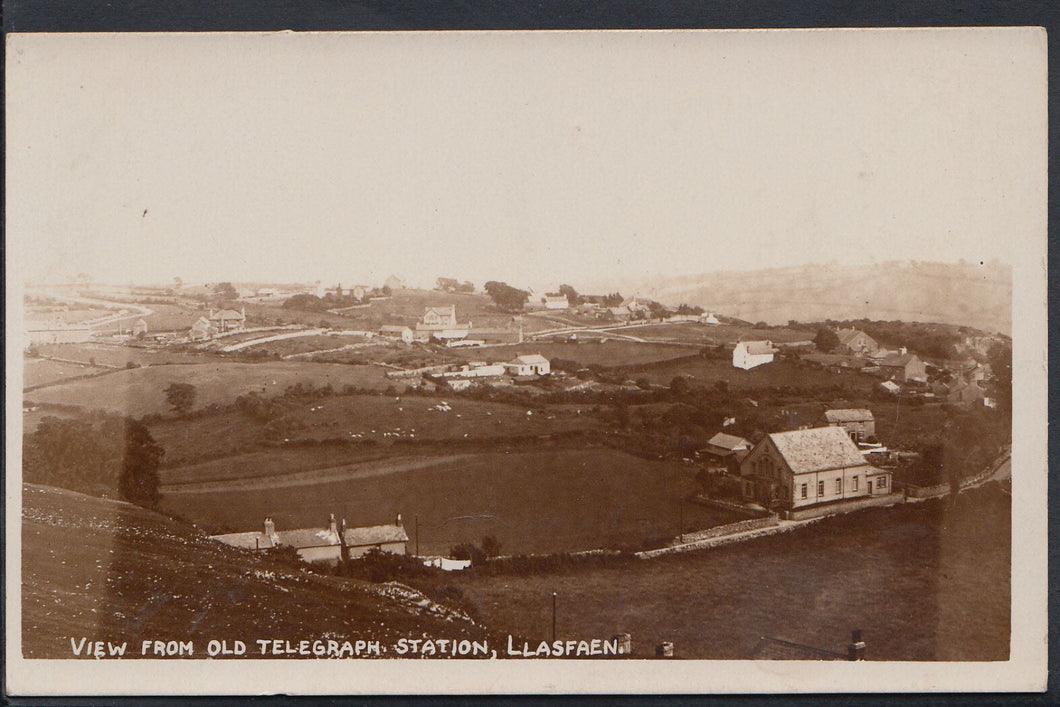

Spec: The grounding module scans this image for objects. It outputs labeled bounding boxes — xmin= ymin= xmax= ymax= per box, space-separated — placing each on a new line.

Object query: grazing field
xmin=90 ymin=303 xmax=201 ymax=333
xmin=161 ymin=448 xmax=742 ymax=555
xmin=620 ymin=322 xmax=813 ymax=345
xmin=457 ymin=484 xmax=1011 ymax=660
xmin=34 ymin=342 xmax=216 ymax=368
xmin=24 ymin=362 xmax=393 ymax=417
xmin=22 ymin=483 xmax=492 ymax=658
xmin=445 ymin=341 xmax=694 ymax=368
xmin=620 ymin=357 xmax=877 ymax=391
xmin=234 ymin=334 xmax=373 ymax=357
xmin=149 ymin=394 xmax=603 ymax=467
xmin=23 ymin=358 xmax=107 ymax=388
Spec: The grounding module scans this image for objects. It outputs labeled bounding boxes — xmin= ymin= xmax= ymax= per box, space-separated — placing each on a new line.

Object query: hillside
xmin=590 ymin=261 xmax=1011 ymax=335
xmin=22 ymin=483 xmax=493 ymax=658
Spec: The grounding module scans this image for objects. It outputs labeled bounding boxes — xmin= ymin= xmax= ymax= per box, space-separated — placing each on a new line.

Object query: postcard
xmin=5 ymin=28 xmax=1047 ymax=695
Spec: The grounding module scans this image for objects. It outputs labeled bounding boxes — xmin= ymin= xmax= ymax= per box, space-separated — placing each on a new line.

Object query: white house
xmin=543 ymin=294 xmax=569 ymax=310
xmin=211 ymin=513 xmax=408 ymax=564
xmin=504 ymin=354 xmax=550 ymax=377
xmin=702 ymin=312 xmax=721 ymax=325
xmin=733 ymin=340 xmax=775 ymax=370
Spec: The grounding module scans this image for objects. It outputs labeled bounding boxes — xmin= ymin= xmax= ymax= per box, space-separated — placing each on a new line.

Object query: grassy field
xmin=89 ymin=303 xmax=202 ymax=333
xmin=620 ymin=323 xmax=813 ymax=345
xmin=21 ymin=483 xmax=493 ymax=658
xmin=620 ymin=357 xmax=878 ymax=391
xmin=23 ymin=358 xmax=108 ymax=388
xmin=24 ymin=362 xmax=393 ymax=417
xmin=160 ymin=448 xmax=742 ymax=555
xmin=34 ymin=342 xmax=217 ymax=368
xmin=149 ymin=394 xmax=604 ymax=467
xmin=445 ymin=341 xmax=694 ymax=368
xmin=456 ymin=484 xmax=1011 ymax=660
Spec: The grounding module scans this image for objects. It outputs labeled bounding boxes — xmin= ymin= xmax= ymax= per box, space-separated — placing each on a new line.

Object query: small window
xmin=852 ymin=476 xmax=859 ymax=491
xmin=800 ymin=483 xmax=808 ymax=499
xmin=835 ymin=478 xmax=842 ymax=494
xmin=876 ymin=476 xmax=887 ymax=489
xmin=817 ymin=480 xmax=824 ymax=496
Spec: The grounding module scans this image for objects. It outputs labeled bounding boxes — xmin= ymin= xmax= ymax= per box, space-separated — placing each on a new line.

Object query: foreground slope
xmin=21 ymin=483 xmax=491 ymax=658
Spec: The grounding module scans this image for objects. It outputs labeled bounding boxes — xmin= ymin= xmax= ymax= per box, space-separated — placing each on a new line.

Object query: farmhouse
xmin=698 ymin=432 xmax=752 ymax=473
xmin=421 ymin=305 xmax=458 ymax=329
xmin=947 ymin=381 xmax=986 ymax=406
xmin=543 ymin=294 xmax=569 ymax=310
xmin=378 ymin=325 xmax=414 ymax=344
xmin=878 ymin=351 xmax=927 ymax=383
xmin=208 ymin=307 xmax=246 ymax=333
xmin=384 ymin=275 xmax=406 ymax=291
xmin=188 ymin=316 xmax=214 ymax=341
xmin=503 ymin=354 xmax=550 ymax=377
xmin=737 ymin=426 xmax=892 ymax=511
xmin=732 ymin=340 xmax=775 ymax=370
xmin=835 ymin=328 xmax=879 ymax=356
xmin=822 ymin=409 xmax=876 ymax=442
xmin=210 ymin=514 xmax=408 ymax=564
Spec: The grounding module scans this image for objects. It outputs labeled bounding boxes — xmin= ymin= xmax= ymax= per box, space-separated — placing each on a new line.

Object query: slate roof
xmin=510 ymin=354 xmax=549 ymax=365
xmin=767 ymin=426 xmax=872 ymax=475
xmin=209 ymin=309 xmax=244 ymax=321
xmin=344 ymin=524 xmax=409 ymax=547
xmin=707 ymin=432 xmax=751 ymax=451
xmin=379 ymin=325 xmax=411 ymax=333
xmin=879 ymin=353 xmax=919 ymax=367
xmin=739 ymin=341 xmax=775 ymax=355
xmin=212 ymin=522 xmax=408 ymax=551
xmin=824 ymin=409 xmax=875 ymax=424
xmin=836 ymin=328 xmax=874 ymax=346
xmin=210 ymin=530 xmax=278 ymax=550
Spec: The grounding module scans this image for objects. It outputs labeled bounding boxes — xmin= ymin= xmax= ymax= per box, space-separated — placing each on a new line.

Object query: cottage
xmin=207 ymin=307 xmax=246 ymax=334
xmin=835 ymin=328 xmax=879 ymax=356
xmin=879 ymin=380 xmax=901 ymax=395
xmin=210 ymin=514 xmax=408 ymax=565
xmin=384 ymin=275 xmax=406 ymax=291
xmin=503 ymin=354 xmax=550 ymax=377
xmin=877 ymin=351 xmax=927 ymax=383
xmin=738 ymin=426 xmax=892 ymax=511
xmin=733 ymin=340 xmax=775 ymax=370
xmin=822 ymin=409 xmax=876 ymax=442
xmin=131 ymin=318 xmax=149 ymax=336
xmin=702 ymin=312 xmax=721 ymax=325
xmin=947 ymin=381 xmax=986 ymax=406
xmin=188 ymin=316 xmax=214 ymax=341
xmin=698 ymin=432 xmax=752 ymax=473
xmin=378 ymin=325 xmax=414 ymax=344
xmin=350 ymin=285 xmax=368 ymax=301
xmin=543 ymin=294 xmax=569 ymax=310
xmin=421 ymin=305 xmax=458 ymax=329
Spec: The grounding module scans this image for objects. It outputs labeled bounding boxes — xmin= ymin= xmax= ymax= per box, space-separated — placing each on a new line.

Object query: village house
xmin=415 ymin=305 xmax=470 ymax=342
xmin=732 ymin=340 xmax=776 ymax=370
xmin=188 ymin=316 xmax=214 ymax=341
xmin=543 ymin=294 xmax=569 ymax=310
xmin=698 ymin=432 xmax=752 ymax=474
xmin=822 ymin=409 xmax=876 ymax=442
xmin=208 ymin=307 xmax=247 ymax=333
xmin=835 ymin=328 xmax=879 ymax=356
xmin=210 ymin=513 xmax=409 ymax=565
xmin=350 ymin=285 xmax=368 ymax=301
xmin=384 ymin=275 xmax=406 ymax=291
xmin=947 ymin=381 xmax=986 ymax=406
xmin=877 ymin=350 xmax=927 ymax=383
xmin=503 ymin=354 xmax=551 ymax=377
xmin=378 ymin=325 xmax=414 ymax=344
xmin=737 ymin=426 xmax=892 ymax=511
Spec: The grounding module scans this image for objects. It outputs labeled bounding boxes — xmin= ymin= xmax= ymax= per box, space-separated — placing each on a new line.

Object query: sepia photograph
xmin=4 ymin=27 xmax=1048 ymax=695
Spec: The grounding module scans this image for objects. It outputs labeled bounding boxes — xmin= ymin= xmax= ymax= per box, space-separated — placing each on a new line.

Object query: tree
xmin=118 ymin=419 xmax=164 ymax=508
xmin=481 ymin=535 xmax=503 ymax=559
xmin=483 ymin=281 xmax=530 ymax=312
xmin=814 ymin=327 xmax=840 ymax=353
xmin=602 ymin=292 xmax=624 ymax=307
xmin=212 ymin=282 xmax=239 ymax=302
xmin=670 ymin=376 xmax=691 ymax=395
xmin=164 ymin=382 xmax=197 ymax=415
xmin=436 ymin=277 xmax=459 ymax=292
xmin=558 ymin=284 xmax=581 ymax=306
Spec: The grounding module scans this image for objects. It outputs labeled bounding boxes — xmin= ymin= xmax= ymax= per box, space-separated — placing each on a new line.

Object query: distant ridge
xmin=591 ymin=261 xmax=1011 ymax=335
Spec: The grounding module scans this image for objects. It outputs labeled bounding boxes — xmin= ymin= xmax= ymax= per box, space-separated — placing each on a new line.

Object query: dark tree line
xmin=23 ymin=415 xmax=164 ymax=508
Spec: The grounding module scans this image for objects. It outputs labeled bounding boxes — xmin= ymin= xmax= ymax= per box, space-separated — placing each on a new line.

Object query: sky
xmin=6 ymin=29 xmax=1046 ymax=292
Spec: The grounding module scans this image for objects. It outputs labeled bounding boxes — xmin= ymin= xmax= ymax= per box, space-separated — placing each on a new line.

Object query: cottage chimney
xmin=264 ymin=517 xmax=275 ymax=537
xmin=395 ymin=513 xmax=403 ymax=527
xmin=847 ymin=629 xmax=866 ymax=661
xmin=328 ymin=513 xmax=338 ymax=536
xmin=900 ymin=346 xmax=908 ymax=356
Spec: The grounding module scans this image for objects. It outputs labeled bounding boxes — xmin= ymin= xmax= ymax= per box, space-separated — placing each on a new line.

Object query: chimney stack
xmin=847 ymin=629 xmax=866 ymax=661
xmin=395 ymin=513 xmax=403 ymax=527
xmin=264 ymin=517 xmax=275 ymax=537
xmin=328 ymin=513 xmax=338 ymax=537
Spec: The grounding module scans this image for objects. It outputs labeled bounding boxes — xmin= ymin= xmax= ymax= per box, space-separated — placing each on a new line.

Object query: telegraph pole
xmin=415 ymin=515 xmax=420 ymax=557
